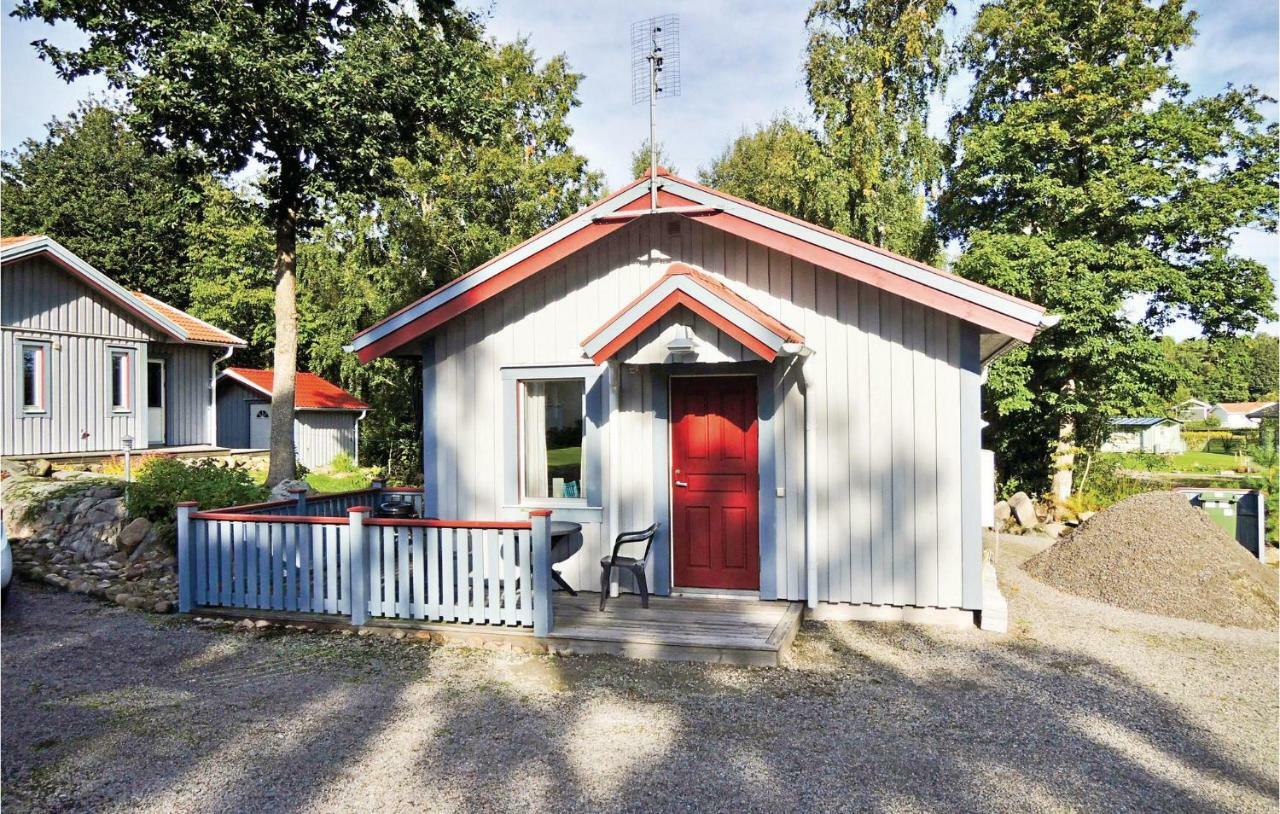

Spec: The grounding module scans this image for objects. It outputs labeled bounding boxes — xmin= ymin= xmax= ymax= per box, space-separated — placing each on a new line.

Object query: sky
xmin=3 ymin=0 xmax=1277 ymax=336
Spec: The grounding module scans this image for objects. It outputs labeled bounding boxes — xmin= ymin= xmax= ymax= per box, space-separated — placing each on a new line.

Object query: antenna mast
xmin=631 ymin=15 xmax=680 ymax=211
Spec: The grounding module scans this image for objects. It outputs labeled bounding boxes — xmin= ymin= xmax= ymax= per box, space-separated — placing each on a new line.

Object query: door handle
xmin=674 ymin=480 xmax=688 ymax=487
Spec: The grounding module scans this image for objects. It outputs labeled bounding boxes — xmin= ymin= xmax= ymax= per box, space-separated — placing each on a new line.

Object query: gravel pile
xmin=1024 ymin=491 xmax=1278 ymax=629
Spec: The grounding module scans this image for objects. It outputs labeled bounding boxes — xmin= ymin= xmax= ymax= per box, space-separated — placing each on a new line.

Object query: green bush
xmin=127 ymin=458 xmax=267 ymax=545
xmin=1182 ymin=430 xmax=1236 ymax=452
xmin=329 ymin=451 xmax=358 ymax=473
xmin=1073 ymin=454 xmax=1156 ymax=511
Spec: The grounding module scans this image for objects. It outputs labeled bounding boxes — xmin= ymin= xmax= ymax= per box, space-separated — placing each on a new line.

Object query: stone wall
xmin=2 ymin=471 xmax=178 ymax=613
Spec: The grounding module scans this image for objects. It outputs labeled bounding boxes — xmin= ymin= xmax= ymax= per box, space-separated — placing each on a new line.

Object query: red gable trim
xmin=589 ymin=289 xmax=781 ymax=364
xmin=355 ymin=220 xmax=629 ymax=363
xmin=691 ymin=211 xmax=1039 ymax=343
xmin=352 ymin=172 xmax=1045 ymax=362
xmin=584 ymin=263 xmax=804 ymax=364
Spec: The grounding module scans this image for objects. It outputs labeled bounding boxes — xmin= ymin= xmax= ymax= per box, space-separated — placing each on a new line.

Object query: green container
xmin=1180 ymin=489 xmax=1264 ymax=560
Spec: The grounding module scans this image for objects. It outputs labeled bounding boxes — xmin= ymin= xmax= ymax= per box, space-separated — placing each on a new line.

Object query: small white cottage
xmin=1101 ymin=417 xmax=1186 ymax=453
xmin=215 ymin=368 xmax=369 ymax=469
xmin=346 ymin=169 xmax=1051 ymax=622
xmin=2 ymin=235 xmax=245 ymax=458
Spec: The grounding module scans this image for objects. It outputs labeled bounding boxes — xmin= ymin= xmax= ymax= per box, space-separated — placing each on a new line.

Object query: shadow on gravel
xmin=2 ymin=580 xmax=1275 ymax=812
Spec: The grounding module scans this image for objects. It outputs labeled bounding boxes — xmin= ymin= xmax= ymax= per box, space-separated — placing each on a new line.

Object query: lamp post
xmin=122 ymin=435 xmax=134 ymax=485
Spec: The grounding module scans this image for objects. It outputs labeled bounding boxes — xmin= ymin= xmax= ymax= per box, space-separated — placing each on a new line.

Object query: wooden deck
xmin=545 ymin=593 xmax=803 ymax=666
xmin=196 ymin=592 xmax=804 ymax=667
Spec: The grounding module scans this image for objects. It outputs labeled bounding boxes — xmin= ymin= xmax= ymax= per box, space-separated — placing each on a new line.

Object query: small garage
xmin=215 ymin=367 xmax=369 ymax=469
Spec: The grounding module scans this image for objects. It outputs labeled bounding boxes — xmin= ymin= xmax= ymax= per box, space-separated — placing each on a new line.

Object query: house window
xmin=498 ymin=363 xmax=601 ymax=512
xmin=520 ymin=379 xmax=586 ymax=500
xmin=19 ymin=341 xmax=48 ymax=412
xmin=110 ymin=349 xmax=131 ymax=412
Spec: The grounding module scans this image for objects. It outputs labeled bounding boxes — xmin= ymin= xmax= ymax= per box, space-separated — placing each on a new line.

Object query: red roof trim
xmin=350 ymin=175 xmax=651 ymax=347
xmin=354 ymin=220 xmax=630 ymax=363
xmin=352 ymin=171 xmax=1044 ymax=361
xmin=590 ymin=288 xmax=781 ymax=364
xmin=691 ymin=211 xmax=1039 ymax=343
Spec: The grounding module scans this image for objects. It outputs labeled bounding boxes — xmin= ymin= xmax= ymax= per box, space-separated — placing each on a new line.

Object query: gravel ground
xmin=3 ymin=534 xmax=1277 ymax=813
xmin=1025 ymin=491 xmax=1278 ymax=629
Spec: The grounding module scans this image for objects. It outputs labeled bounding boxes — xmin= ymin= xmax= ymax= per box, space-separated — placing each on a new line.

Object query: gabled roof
xmin=347 ymin=170 xmax=1051 ymax=363
xmin=1111 ymin=416 xmax=1180 ymax=428
xmin=133 ymin=292 xmax=246 ymax=347
xmin=220 ymin=367 xmax=370 ymax=411
xmin=1248 ymin=403 xmax=1278 ymax=419
xmin=583 ymin=262 xmax=803 ymax=364
xmin=1215 ymin=401 xmax=1276 ymax=415
xmin=1 ymin=235 xmax=242 ymax=347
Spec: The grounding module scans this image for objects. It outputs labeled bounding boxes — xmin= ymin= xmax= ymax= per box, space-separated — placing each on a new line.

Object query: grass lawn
xmin=304 ymin=471 xmax=372 ymax=493
xmin=1170 ymin=451 xmax=1250 ymax=473
xmin=546 ymin=446 xmax=581 ymax=467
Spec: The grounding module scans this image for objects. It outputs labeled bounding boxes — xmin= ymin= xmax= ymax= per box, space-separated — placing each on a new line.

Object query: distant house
xmin=1210 ymin=401 xmax=1277 ymax=430
xmin=215 ymin=367 xmax=369 ymax=469
xmin=2 ymin=235 xmax=245 ymax=458
xmin=1101 ymin=417 xmax=1186 ymax=454
xmin=1173 ymin=398 xmax=1212 ymax=423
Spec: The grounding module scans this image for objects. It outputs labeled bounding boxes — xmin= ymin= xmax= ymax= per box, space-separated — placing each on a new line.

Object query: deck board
xmin=194 ymin=591 xmax=804 ymax=666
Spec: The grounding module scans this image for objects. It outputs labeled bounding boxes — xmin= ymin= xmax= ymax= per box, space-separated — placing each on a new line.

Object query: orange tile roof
xmin=224 ymin=367 xmax=370 ymax=410
xmin=0 ymin=235 xmax=40 ymax=248
xmin=1217 ymin=401 xmax=1277 ymax=414
xmin=132 ymin=292 xmax=245 ymax=346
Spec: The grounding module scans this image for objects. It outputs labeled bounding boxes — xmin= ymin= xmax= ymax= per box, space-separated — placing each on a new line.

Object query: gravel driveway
xmin=3 ymin=534 xmax=1276 ymax=813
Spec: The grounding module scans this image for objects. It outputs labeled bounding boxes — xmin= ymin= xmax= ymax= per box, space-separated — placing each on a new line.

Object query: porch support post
xmin=606 ymin=361 xmax=621 ymax=598
xmin=348 ymin=507 xmax=370 ymax=626
xmin=176 ymin=501 xmax=198 ymax=613
xmin=530 ymin=510 xmax=554 ymax=636
xmin=799 ymin=349 xmax=819 ymax=610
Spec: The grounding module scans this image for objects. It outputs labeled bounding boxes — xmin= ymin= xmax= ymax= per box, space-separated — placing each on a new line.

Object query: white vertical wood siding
xmin=2 ymin=257 xmax=220 ymax=455
xmin=295 ymin=410 xmax=359 ymax=470
xmin=216 ymin=379 xmax=359 ymax=467
xmin=420 ymin=215 xmax=983 ymax=610
xmin=153 ymin=343 xmax=216 ymax=446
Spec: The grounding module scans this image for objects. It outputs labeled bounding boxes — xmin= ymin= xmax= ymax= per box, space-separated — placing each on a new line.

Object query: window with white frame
xmin=110 ymin=349 xmax=132 ymax=412
xmin=19 ymin=341 xmax=48 ymax=413
xmin=520 ymin=378 xmax=586 ymax=500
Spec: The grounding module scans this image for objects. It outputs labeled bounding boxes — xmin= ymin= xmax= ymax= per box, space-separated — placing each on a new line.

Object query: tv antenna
xmin=631 ymin=14 xmax=680 ymax=210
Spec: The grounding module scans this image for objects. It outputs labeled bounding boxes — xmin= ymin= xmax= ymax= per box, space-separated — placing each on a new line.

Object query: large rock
xmin=30 ymin=458 xmax=53 ymax=478
xmin=993 ymin=500 xmax=1012 ymax=526
xmin=116 ymin=517 xmax=152 ymax=552
xmin=268 ymin=479 xmax=316 ymax=501
xmin=1008 ymin=491 xmax=1039 ymax=530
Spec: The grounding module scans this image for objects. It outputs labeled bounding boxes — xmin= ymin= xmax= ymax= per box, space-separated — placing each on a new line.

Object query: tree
xmin=16 ymin=0 xmax=496 ymax=484
xmin=940 ymin=0 xmax=1278 ymax=496
xmin=805 ymin=0 xmax=951 ymax=261
xmin=629 ymin=139 xmax=677 ymax=179
xmin=700 ymin=118 xmax=849 ymax=231
xmin=185 ymin=180 xmax=276 ymax=367
xmin=299 ymin=39 xmax=604 ymax=480
xmin=1 ymin=103 xmax=206 ymax=307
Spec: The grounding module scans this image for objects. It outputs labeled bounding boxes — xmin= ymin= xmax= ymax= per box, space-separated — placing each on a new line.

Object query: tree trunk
xmin=265 ymin=180 xmax=300 ymax=487
xmin=1050 ymin=381 xmax=1077 ymax=502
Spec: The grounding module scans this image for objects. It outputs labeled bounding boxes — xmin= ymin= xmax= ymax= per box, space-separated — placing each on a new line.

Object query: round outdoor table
xmin=549 ymin=521 xmax=582 ymax=595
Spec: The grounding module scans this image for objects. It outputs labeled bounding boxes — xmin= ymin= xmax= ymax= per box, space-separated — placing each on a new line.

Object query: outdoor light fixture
xmin=666 ymin=328 xmax=697 ymax=358
xmin=122 ymin=435 xmax=134 ymax=485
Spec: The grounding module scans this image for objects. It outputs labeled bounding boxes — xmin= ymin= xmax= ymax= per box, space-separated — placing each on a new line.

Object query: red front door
xmin=671 ymin=376 xmax=760 ymax=590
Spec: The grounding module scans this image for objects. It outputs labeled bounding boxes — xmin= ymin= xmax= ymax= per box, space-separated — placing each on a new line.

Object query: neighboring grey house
xmin=1211 ymin=401 xmax=1276 ymax=429
xmin=1101 ymin=417 xmax=1186 ymax=453
xmin=215 ymin=367 xmax=369 ymax=469
xmin=1173 ymin=398 xmax=1212 ymax=423
xmin=1 ymin=235 xmax=244 ymax=458
xmin=346 ymin=168 xmax=1053 ymax=623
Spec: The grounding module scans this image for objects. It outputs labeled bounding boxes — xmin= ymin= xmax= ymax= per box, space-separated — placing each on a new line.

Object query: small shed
xmin=215 ymin=367 xmax=369 ymax=469
xmin=1101 ymin=417 xmax=1186 ymax=454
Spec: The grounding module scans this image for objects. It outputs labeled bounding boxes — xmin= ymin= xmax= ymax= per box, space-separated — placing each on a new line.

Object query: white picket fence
xmin=177 ymin=493 xmax=553 ymax=635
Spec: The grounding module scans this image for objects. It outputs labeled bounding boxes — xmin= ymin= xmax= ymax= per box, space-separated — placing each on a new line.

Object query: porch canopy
xmin=581 ymin=262 xmax=804 ymax=364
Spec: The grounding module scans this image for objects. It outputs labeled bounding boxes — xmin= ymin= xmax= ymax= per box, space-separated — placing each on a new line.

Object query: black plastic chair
xmin=599 ymin=523 xmax=659 ymax=611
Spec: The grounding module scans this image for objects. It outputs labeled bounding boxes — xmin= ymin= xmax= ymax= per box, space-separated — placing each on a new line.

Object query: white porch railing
xmin=176 ymin=492 xmax=552 ymax=635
